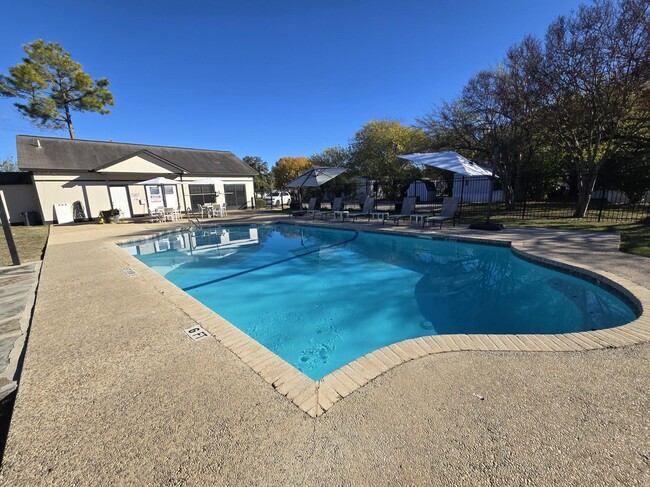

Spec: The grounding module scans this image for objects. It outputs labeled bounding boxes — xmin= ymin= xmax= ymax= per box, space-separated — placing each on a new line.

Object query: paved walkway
xmin=1 ymin=214 xmax=649 ymax=485
xmin=0 ymin=262 xmax=40 ymax=400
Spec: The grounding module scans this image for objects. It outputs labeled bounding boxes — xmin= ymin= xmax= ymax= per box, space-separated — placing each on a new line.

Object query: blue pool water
xmin=122 ymin=224 xmax=637 ymax=380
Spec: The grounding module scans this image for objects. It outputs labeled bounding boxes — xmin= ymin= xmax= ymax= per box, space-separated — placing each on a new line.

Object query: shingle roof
xmin=16 ymin=135 xmax=258 ymax=177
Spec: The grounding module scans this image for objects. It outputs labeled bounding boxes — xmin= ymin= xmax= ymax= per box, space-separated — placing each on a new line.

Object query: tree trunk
xmin=573 ymin=170 xmax=598 ymax=217
xmin=64 ymin=103 xmax=75 ymax=139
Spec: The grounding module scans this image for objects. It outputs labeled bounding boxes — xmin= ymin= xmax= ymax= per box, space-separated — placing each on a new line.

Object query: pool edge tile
xmin=107 ymin=223 xmax=650 ymax=419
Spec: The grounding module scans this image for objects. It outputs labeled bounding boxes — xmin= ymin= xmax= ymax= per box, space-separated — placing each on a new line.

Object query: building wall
xmin=0 ymin=184 xmax=40 ymax=223
xmin=32 ymin=172 xmax=255 ymax=223
xmin=33 ymin=172 xmax=113 ymax=222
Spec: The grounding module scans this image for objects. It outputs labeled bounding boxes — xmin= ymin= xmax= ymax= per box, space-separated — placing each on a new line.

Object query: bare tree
xmin=536 ymin=0 xmax=649 ymax=216
xmin=419 ymin=39 xmax=544 ymax=209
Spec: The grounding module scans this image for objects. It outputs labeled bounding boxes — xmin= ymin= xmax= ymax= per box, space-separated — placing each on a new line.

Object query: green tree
xmin=272 ymin=156 xmax=313 ymax=189
xmin=0 ymin=40 xmax=114 ymax=139
xmin=309 ymin=146 xmax=350 ymax=167
xmin=348 ymin=120 xmax=430 ymax=181
xmin=347 ymin=120 xmax=430 ymax=200
xmin=0 ymin=156 xmax=19 ymax=172
xmin=242 ymin=155 xmax=274 ymax=195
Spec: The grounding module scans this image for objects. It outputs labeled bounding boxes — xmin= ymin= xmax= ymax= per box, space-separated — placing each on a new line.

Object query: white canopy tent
xmin=136 ymin=176 xmax=187 ymax=212
xmin=399 ymin=151 xmax=501 ymax=228
xmin=287 ymin=166 xmax=347 ymax=206
xmin=286 ymin=167 xmax=347 ymax=188
xmin=188 ymin=178 xmax=222 ymax=196
xmin=188 ymin=177 xmax=222 ymax=188
xmin=398 ymin=151 xmax=493 ymax=177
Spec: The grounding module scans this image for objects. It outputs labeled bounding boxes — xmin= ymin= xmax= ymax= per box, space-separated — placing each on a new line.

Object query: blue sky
xmin=0 ymin=0 xmax=585 ymax=167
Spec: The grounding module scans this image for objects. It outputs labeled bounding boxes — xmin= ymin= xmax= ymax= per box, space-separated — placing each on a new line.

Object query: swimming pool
xmin=122 ymin=223 xmax=638 ymax=380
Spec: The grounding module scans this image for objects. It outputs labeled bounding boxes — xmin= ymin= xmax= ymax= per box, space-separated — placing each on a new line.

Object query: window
xmin=224 ymin=184 xmax=247 ymax=209
xmin=189 ymin=184 xmax=216 ymax=209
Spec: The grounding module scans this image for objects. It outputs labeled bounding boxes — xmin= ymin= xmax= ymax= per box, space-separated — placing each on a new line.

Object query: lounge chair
xmin=423 ymin=197 xmax=460 ymax=228
xmin=314 ymin=197 xmax=343 ymax=219
xmin=345 ymin=197 xmax=375 ymax=222
xmin=291 ymin=197 xmax=318 ymax=217
xmin=385 ymin=197 xmax=417 ymax=225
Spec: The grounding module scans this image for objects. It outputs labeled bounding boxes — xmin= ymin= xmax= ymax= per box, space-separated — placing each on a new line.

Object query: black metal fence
xmin=290 ymin=171 xmax=650 ymax=223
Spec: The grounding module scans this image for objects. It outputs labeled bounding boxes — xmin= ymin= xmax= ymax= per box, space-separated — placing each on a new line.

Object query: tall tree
xmin=536 ymin=0 xmax=649 ymax=216
xmin=0 ymin=40 xmax=114 ymax=139
xmin=242 ymin=155 xmax=274 ymax=195
xmin=348 ymin=120 xmax=430 ymax=180
xmin=309 ymin=146 xmax=350 ymax=167
xmin=347 ymin=120 xmax=430 ymax=200
xmin=272 ymin=156 xmax=313 ymax=188
xmin=419 ymin=37 xmax=546 ymax=208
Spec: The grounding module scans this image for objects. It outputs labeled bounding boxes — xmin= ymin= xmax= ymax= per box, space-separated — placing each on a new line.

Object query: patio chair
xmin=345 ymin=197 xmax=375 ymax=222
xmin=148 ymin=208 xmax=164 ymax=223
xmin=423 ymin=197 xmax=460 ymax=228
xmin=385 ymin=197 xmax=417 ymax=225
xmin=314 ymin=197 xmax=343 ymax=219
xmin=291 ymin=197 xmax=318 ymax=217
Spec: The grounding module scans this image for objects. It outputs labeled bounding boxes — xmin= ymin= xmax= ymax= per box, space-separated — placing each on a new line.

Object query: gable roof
xmin=93 ymin=149 xmax=187 ymax=173
xmin=16 ymin=135 xmax=258 ymax=177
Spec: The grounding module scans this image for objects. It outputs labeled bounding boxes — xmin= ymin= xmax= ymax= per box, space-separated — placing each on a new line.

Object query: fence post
xmin=597 ymin=191 xmax=605 ymax=222
xmin=458 ymin=175 xmax=465 ymax=222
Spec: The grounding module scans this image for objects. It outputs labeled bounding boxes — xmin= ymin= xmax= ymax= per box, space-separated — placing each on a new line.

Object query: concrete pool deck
xmin=1 ymin=213 xmax=649 ymax=485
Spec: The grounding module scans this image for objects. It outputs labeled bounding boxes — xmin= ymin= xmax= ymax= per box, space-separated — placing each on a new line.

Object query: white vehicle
xmin=265 ymin=190 xmax=291 ymax=207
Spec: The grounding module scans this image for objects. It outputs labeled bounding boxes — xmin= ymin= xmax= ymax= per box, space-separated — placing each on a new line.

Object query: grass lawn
xmin=491 ymin=216 xmax=650 ymax=258
xmin=0 ymin=225 xmax=50 ymax=267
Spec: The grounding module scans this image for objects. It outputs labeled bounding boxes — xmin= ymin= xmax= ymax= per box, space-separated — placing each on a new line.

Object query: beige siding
xmin=98 ymin=155 xmax=177 ymax=174
xmin=32 ymin=173 xmax=255 ymax=222
xmin=33 ymin=173 xmax=113 ymax=222
xmin=0 ymin=184 xmax=40 ymax=223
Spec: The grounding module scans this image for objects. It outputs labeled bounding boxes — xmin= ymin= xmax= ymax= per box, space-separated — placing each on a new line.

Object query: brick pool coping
xmin=109 ymin=221 xmax=650 ymax=418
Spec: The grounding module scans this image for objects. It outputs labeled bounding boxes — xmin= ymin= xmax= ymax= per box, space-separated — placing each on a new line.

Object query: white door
xmin=109 ymin=186 xmax=132 ymax=217
xmin=163 ymin=185 xmax=179 ymax=209
xmin=146 ymin=185 xmax=164 ymax=209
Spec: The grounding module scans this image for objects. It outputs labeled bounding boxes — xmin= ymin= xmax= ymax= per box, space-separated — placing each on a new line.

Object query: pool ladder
xmin=187 ymin=216 xmax=202 ymax=230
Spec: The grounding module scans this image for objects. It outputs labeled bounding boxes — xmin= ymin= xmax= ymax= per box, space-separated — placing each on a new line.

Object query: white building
xmin=14 ymin=135 xmax=257 ymax=223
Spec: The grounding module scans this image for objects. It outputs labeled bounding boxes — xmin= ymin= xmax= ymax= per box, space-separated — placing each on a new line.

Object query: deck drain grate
xmin=121 ymin=266 xmax=139 ymax=277
xmin=184 ymin=326 xmax=210 ymax=342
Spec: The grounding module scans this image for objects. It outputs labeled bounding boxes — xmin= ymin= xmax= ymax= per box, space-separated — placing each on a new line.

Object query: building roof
xmin=16 ymin=135 xmax=258 ymax=177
